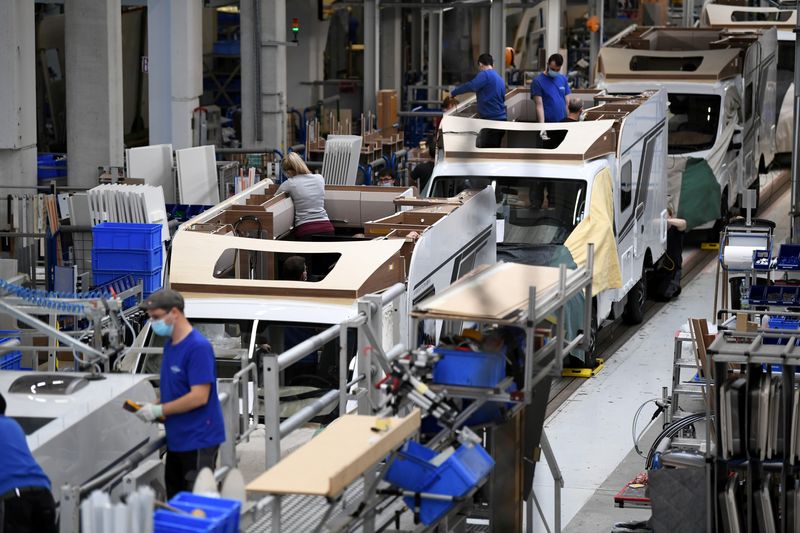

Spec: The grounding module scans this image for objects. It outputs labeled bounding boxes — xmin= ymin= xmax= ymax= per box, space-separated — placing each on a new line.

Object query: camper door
xmin=616 ymin=160 xmax=637 ymax=294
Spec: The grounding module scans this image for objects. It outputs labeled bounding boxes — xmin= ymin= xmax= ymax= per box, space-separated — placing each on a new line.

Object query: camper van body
xmin=424 ymin=89 xmax=668 ymax=324
xmin=701 ymin=3 xmax=795 ymax=157
xmin=122 ymin=182 xmax=496 ymax=375
xmin=596 ymin=26 xmax=777 ymax=228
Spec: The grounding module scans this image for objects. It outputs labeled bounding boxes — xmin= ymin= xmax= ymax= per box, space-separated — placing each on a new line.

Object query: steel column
xmin=364 ymin=0 xmax=380 ymax=116
xmin=791 ymin=0 xmax=800 ymax=242
xmin=427 ymin=10 xmax=443 ymax=101
xmin=489 ymin=0 xmax=506 ymax=77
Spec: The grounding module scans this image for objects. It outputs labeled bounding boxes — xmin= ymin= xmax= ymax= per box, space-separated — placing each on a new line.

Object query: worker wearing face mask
xmin=531 ymin=53 xmax=571 ymax=123
xmin=137 ymin=289 xmax=226 ymax=498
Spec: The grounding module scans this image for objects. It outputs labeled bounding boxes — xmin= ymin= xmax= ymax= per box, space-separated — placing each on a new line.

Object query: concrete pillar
xmin=65 ymin=0 xmax=124 ymax=188
xmin=241 ymin=0 xmax=288 ymax=152
xmin=286 ymin=0 xmax=330 ymax=112
xmin=0 ymin=0 xmax=36 ymax=192
xmin=363 ymin=0 xmax=380 ymax=118
xmin=147 ymin=0 xmax=203 ymax=150
xmin=545 ymin=0 xmax=561 ymax=59
xmin=489 ymin=0 xmax=506 ymax=76
xmin=589 ymin=0 xmax=604 ymax=85
xmin=380 ymin=7 xmax=402 ymax=95
xmin=427 ymin=10 xmax=442 ymax=98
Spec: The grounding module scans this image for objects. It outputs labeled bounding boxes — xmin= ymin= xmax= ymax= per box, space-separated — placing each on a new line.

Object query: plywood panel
xmin=126 ymin=144 xmax=175 ymax=203
xmin=246 ymin=411 xmax=421 ymax=497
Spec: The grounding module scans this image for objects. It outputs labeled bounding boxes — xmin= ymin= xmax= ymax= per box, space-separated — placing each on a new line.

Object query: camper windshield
xmin=430 ymin=177 xmax=587 ymax=245
xmin=667 ymin=93 xmax=721 ymax=154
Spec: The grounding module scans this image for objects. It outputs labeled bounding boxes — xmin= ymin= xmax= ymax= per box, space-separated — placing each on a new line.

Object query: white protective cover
xmin=176 ymin=145 xmax=220 ymax=205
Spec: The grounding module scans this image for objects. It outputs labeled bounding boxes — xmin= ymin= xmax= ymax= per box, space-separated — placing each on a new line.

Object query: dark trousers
xmin=0 ymin=487 xmax=57 ymax=533
xmin=165 ymin=446 xmax=219 ymax=499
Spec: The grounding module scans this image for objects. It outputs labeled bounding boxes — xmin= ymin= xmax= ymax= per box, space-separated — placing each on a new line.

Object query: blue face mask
xmin=548 ymin=69 xmax=559 ymax=78
xmin=151 ymin=317 xmax=174 ymax=337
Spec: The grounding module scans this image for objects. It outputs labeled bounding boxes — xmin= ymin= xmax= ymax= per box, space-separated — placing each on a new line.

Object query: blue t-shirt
xmin=0 ymin=416 xmax=51 ymax=495
xmin=160 ymin=329 xmax=226 ymax=452
xmin=451 ymin=69 xmax=507 ymax=120
xmin=531 ymin=72 xmax=571 ymax=122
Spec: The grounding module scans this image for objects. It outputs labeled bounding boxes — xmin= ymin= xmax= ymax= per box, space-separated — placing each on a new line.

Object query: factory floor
xmin=232 ymin=171 xmax=791 ymax=532
xmin=539 ymin=174 xmax=791 ymax=533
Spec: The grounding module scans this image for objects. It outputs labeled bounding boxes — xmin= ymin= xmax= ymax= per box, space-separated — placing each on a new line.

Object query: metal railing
xmin=260 ymin=282 xmax=406 ymax=469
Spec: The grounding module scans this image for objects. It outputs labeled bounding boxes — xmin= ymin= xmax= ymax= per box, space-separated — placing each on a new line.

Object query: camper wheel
xmin=623 ymin=266 xmax=648 ymax=325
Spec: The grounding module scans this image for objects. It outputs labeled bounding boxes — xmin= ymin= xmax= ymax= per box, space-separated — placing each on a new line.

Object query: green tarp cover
xmin=676 ymin=157 xmax=721 ymax=230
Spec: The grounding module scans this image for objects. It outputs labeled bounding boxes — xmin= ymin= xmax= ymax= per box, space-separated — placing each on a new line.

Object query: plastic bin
xmin=93 ymin=268 xmax=162 ymax=296
xmin=765 ymin=317 xmax=800 ymax=345
xmin=777 ymin=244 xmax=800 ymax=270
xmin=92 ymin=223 xmax=162 ymax=251
xmin=153 ymin=510 xmax=217 ymax=533
xmin=432 ymin=348 xmax=506 ymax=388
xmin=749 ymin=285 xmax=768 ymax=305
xmin=0 ymin=352 xmax=22 ymax=370
xmin=213 ymin=40 xmax=240 ymax=55
xmin=92 ymin=246 xmax=163 ymax=272
xmin=384 ymin=440 xmax=495 ymax=525
xmin=169 ymin=493 xmax=240 ymax=533
xmin=37 ymin=153 xmax=67 ymax=180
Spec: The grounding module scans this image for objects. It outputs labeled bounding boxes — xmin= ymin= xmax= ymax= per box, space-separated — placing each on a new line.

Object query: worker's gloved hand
xmin=539 ymin=130 xmax=550 ymax=141
xmin=136 ymin=403 xmax=164 ymax=423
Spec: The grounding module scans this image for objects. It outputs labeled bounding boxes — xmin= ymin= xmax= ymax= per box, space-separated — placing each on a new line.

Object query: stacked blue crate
xmin=92 ymin=223 xmax=163 ymax=298
xmin=0 ymin=330 xmax=23 ymax=370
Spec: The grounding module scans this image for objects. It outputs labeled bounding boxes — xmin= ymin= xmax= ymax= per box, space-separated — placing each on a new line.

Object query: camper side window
xmin=620 ymin=161 xmax=632 ymax=212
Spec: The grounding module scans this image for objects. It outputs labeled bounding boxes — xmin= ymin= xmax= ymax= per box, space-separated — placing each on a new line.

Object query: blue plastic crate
xmin=749 ymin=285 xmax=768 ymax=305
xmin=432 ymin=348 xmax=506 ymax=388
xmin=777 ymin=244 xmax=800 ymax=270
xmin=169 ymin=493 xmax=240 ymax=533
xmin=213 ymin=40 xmax=240 ymax=55
xmin=384 ymin=440 xmax=495 ymax=525
xmin=37 ymin=153 xmax=67 ymax=180
xmin=0 ymin=352 xmax=22 ymax=370
xmin=94 ymin=268 xmax=162 ymax=296
xmin=153 ymin=510 xmax=217 ymax=533
xmin=92 ymin=223 xmax=161 ymax=251
xmin=92 ymin=246 xmax=163 ymax=272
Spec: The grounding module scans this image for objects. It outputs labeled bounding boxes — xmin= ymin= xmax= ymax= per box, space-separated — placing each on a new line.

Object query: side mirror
xmin=729 ymin=141 xmax=742 ymax=151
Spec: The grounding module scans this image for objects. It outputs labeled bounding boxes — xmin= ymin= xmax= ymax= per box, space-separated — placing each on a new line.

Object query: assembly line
xmin=2 ymin=1 xmax=800 ymax=532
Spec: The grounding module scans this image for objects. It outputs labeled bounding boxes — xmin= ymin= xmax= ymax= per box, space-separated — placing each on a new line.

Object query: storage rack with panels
xmin=707 ymin=329 xmax=800 ymax=532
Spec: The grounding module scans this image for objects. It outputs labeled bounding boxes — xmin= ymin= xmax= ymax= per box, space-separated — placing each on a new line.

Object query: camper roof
xmin=702 ymin=4 xmax=796 ymax=30
xmin=597 ymin=47 xmax=742 ymax=81
xmin=441 ymin=89 xmax=659 ymax=163
xmin=170 ymin=232 xmax=405 ymax=300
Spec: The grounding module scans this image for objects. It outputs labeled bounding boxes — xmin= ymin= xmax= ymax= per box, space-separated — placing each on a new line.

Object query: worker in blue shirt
xmin=136 ymin=289 xmax=226 ymax=498
xmin=450 ymin=53 xmax=507 ymax=147
xmin=0 ymin=393 xmax=57 ymax=533
xmin=531 ymin=53 xmax=571 ymax=124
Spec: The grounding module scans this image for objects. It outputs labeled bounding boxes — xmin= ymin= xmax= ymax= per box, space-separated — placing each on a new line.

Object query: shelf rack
xmin=707 ymin=328 xmax=800 ymax=533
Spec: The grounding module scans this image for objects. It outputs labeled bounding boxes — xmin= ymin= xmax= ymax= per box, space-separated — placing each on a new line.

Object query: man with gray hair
xmin=564 ymin=98 xmax=583 ymax=122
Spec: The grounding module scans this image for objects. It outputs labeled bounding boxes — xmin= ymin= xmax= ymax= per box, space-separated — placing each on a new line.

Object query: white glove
xmin=539 ymin=130 xmax=550 ymax=141
xmin=135 ymin=403 xmax=164 ymax=422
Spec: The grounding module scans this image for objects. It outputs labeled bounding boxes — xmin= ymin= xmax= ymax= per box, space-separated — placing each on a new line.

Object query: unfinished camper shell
xmin=700 ymin=3 xmax=795 ymax=158
xmin=122 ymin=181 xmax=496 ymax=380
xmin=596 ymin=26 xmax=777 ymax=229
xmin=425 ymin=88 xmax=668 ymax=330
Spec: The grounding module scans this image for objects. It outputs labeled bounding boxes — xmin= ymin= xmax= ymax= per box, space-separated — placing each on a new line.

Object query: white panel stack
xmin=175 ymin=145 xmax=220 ymax=205
xmin=87 ymin=184 xmax=170 ymax=243
xmin=126 ymin=144 xmax=175 ymax=203
xmin=321 ymin=135 xmax=363 ymax=185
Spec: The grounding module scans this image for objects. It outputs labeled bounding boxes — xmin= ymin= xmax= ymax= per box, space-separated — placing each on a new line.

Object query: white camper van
xmin=424 ymin=89 xmax=668 ymax=340
xmin=121 ymin=182 xmax=497 ymax=385
xmin=701 ymin=3 xmax=796 ymax=161
xmin=596 ymin=26 xmax=777 ymax=229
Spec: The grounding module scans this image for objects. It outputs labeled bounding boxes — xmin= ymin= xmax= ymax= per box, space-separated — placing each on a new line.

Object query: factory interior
xmin=2 ymin=0 xmax=800 ymax=532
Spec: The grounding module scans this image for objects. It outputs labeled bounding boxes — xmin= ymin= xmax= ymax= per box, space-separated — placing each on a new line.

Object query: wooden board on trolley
xmin=246 ymin=410 xmax=421 ymax=498
xmin=411 ymin=262 xmax=564 ymax=321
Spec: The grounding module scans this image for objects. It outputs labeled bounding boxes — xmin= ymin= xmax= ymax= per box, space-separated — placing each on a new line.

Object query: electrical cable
xmin=645 ymin=413 xmax=709 ymax=469
xmin=631 ymin=398 xmax=661 ymax=458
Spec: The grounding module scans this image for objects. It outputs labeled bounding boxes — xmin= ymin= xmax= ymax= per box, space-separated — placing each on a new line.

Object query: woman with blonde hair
xmin=277 ymin=152 xmax=334 ymax=239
